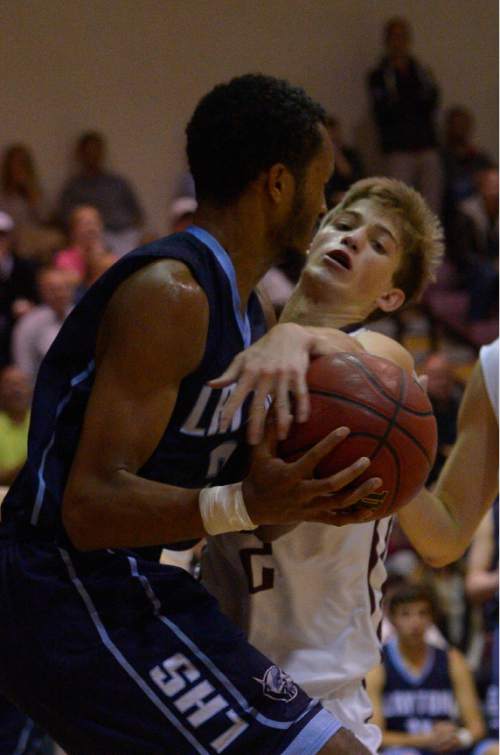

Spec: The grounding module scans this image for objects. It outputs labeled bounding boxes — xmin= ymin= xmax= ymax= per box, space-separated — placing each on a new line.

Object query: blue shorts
xmin=0 ymin=694 xmax=48 ymax=754
xmin=0 ymin=529 xmax=340 ymax=754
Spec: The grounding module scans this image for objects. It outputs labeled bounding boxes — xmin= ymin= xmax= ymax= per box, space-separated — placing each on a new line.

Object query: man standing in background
xmin=368 ymin=17 xmax=443 ymax=215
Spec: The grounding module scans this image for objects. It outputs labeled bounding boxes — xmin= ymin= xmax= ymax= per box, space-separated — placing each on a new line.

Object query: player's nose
xmin=341 ymin=230 xmax=361 ymax=253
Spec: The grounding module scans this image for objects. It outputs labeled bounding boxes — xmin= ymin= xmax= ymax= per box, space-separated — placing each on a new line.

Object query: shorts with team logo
xmin=0 ymin=530 xmax=341 ymax=754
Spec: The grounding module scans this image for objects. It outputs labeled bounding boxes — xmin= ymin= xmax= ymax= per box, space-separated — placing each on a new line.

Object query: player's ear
xmin=266 ymin=163 xmax=295 ymax=206
xmin=376 ymin=287 xmax=405 ymax=313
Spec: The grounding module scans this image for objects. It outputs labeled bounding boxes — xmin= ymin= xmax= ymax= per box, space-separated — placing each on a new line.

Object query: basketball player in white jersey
xmin=203 ymin=178 xmax=499 ymax=752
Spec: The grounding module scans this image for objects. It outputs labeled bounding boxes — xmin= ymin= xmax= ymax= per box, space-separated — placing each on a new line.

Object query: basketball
xmin=278 ymin=352 xmax=437 ymax=519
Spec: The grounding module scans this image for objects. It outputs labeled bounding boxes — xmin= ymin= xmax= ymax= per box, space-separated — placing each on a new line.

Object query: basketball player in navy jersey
xmin=0 ymin=75 xmax=379 ymax=754
xmin=367 ymin=584 xmax=487 ymax=754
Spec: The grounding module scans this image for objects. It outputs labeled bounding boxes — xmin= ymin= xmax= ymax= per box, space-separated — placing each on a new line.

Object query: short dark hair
xmin=186 ymin=73 xmax=326 ymax=205
xmin=388 ymin=583 xmax=436 ymax=618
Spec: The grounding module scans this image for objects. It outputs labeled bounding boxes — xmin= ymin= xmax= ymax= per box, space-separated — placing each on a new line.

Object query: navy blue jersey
xmin=2 ymin=227 xmax=267 ymax=556
xmin=382 ymin=639 xmax=459 ymax=753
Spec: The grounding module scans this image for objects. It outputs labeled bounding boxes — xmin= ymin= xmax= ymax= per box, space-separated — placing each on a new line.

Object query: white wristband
xmin=199 ymin=483 xmax=258 ymax=535
xmin=456 ymin=728 xmax=473 ymax=747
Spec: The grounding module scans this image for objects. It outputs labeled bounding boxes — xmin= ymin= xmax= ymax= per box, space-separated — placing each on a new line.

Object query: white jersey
xmin=202 ymin=517 xmax=392 ymax=751
xmin=480 ymin=339 xmax=499 ymax=422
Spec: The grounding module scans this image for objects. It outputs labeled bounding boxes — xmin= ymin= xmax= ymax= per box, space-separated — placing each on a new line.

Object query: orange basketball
xmin=278 ymin=352 xmax=437 ymax=519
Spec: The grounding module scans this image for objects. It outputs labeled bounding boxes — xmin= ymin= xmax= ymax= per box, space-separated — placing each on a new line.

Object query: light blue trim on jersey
xmin=281 ymin=709 xmax=341 ymax=754
xmin=59 ymin=548 xmax=209 ymax=755
xmin=12 ymin=718 xmax=35 ymax=755
xmin=31 ymin=360 xmax=96 ymax=526
xmin=387 ymin=637 xmax=436 ymax=686
xmin=186 ymin=225 xmax=252 ymax=347
xmin=128 ymin=556 xmax=318 ymax=731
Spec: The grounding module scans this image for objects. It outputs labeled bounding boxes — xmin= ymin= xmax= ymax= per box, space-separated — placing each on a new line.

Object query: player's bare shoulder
xmin=112 ymin=258 xmax=208 ymax=321
xmin=97 ymin=258 xmax=210 ymax=380
xmin=354 ymin=330 xmax=414 ymax=373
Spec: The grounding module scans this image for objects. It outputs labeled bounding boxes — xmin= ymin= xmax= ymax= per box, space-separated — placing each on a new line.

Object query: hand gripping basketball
xmin=242 ymin=422 xmax=383 ymax=527
xmin=278 ymin=352 xmax=438 ymax=523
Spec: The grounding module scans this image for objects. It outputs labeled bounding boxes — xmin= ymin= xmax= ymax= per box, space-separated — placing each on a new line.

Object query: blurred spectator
xmin=422 ymin=352 xmax=463 ymax=484
xmin=466 ymin=504 xmax=499 ymax=751
xmin=324 ymin=115 xmax=364 ymax=208
xmin=0 ymin=144 xmax=63 ymax=265
xmin=368 ymin=17 xmax=443 ymax=213
xmin=0 ymin=211 xmax=38 ymax=366
xmin=0 ymin=365 xmax=31 ymax=486
xmin=12 ymin=267 xmax=75 ymax=384
xmin=54 ymin=205 xmax=117 ymax=298
xmin=259 ymin=266 xmax=295 ymax=314
xmin=169 ymin=196 xmax=197 ymax=233
xmin=0 ymin=144 xmax=47 ymax=228
xmin=459 ymin=168 xmax=499 ymax=261
xmin=448 ymin=167 xmax=498 ymax=321
xmin=174 ymin=170 xmax=196 ymax=200
xmin=367 ymin=583 xmax=486 ymax=754
xmin=57 ymin=131 xmax=144 ymax=257
xmin=441 ymin=106 xmax=494 ymax=227
xmin=260 ymin=247 xmax=307 ymax=316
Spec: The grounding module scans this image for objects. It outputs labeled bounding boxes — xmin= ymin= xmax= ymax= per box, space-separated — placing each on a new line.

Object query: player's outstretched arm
xmin=398 ymin=359 xmax=499 ymax=567
xmin=209 ymin=322 xmax=364 ymax=444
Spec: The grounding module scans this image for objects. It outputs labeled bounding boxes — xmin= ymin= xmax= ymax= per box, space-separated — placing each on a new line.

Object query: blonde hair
xmin=321 ymin=177 xmax=444 ymax=306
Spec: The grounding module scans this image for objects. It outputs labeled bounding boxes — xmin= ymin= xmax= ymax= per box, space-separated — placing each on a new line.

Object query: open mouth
xmin=325 ymin=250 xmax=352 ymax=270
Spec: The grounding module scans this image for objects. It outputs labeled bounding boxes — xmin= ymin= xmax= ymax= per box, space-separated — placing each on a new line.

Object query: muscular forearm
xmin=291 ymin=325 xmax=365 ymax=355
xmin=63 ymin=470 xmax=204 ymax=551
xmin=398 ymin=360 xmax=498 ymax=567
xmin=398 ymin=487 xmax=466 ymax=567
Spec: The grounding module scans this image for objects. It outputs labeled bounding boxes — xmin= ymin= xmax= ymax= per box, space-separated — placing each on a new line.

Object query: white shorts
xmin=320 ymin=682 xmax=382 ymax=753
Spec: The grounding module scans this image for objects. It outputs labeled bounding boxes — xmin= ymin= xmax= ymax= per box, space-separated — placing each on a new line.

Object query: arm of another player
xmin=448 ymin=647 xmax=486 ymax=745
xmin=465 ymin=512 xmax=499 ymax=604
xmin=398 ymin=359 xmax=499 ymax=567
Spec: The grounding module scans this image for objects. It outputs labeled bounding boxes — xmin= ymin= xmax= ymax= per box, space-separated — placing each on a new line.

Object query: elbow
xmin=420 ymin=553 xmax=453 ymax=569
xmin=418 ymin=544 xmax=467 ymax=569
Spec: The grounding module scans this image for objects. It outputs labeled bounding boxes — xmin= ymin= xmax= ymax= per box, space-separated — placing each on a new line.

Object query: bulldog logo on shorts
xmin=253 ymin=665 xmax=298 ymax=702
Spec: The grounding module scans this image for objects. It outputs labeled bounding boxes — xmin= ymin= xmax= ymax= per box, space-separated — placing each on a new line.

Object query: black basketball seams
xmin=308 ymin=389 xmax=434 ymax=464
xmin=370 ymin=366 xmax=406 ymax=461
xmin=337 ymin=353 xmax=432 ymax=417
